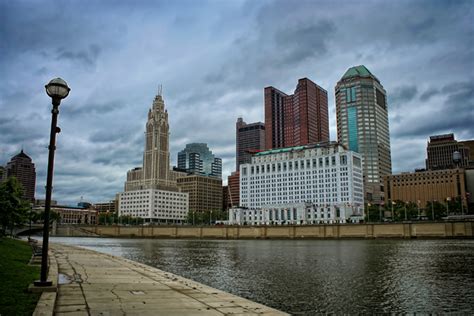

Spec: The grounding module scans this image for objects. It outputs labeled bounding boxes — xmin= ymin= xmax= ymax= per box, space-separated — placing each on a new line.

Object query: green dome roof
xmin=342 ymin=65 xmax=377 ymax=80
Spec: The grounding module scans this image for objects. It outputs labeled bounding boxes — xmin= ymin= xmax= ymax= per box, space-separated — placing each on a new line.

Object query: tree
xmin=425 ymin=201 xmax=446 ymax=220
xmin=0 ymin=177 xmax=30 ymax=235
xmin=365 ymin=203 xmax=382 ymax=222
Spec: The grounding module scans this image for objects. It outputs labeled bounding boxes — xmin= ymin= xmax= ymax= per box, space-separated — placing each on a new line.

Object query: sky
xmin=0 ymin=0 xmax=473 ymax=205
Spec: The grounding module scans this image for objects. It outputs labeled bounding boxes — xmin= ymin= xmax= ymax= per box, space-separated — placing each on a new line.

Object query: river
xmin=49 ymin=237 xmax=474 ymax=314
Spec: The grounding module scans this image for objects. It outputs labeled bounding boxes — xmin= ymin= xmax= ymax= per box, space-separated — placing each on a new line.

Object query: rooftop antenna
xmin=158 ymin=84 xmax=163 ymax=97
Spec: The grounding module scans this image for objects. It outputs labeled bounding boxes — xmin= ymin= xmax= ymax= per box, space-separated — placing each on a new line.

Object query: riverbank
xmin=48 ymin=243 xmax=287 ymax=315
xmin=0 ymin=237 xmax=40 ymax=315
xmin=54 ymin=221 xmax=474 ymax=239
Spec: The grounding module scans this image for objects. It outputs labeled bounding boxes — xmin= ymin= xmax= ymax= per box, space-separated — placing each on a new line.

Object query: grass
xmin=0 ymin=237 xmax=40 ymax=316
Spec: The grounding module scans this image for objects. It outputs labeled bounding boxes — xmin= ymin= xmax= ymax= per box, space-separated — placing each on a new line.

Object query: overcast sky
xmin=1 ymin=0 xmax=473 ymax=205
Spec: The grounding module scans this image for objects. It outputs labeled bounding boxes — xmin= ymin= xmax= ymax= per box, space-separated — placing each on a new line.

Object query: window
xmin=346 ymin=86 xmax=357 ymax=103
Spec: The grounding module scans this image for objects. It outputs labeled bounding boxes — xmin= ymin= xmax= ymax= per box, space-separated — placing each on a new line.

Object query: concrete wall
xmin=55 ymin=222 xmax=474 ymax=239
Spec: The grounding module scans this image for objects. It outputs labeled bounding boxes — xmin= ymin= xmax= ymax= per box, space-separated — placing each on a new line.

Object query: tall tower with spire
xmin=125 ymin=92 xmax=178 ymax=191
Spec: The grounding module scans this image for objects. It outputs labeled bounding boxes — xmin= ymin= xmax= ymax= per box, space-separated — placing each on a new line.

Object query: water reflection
xmin=50 ymin=238 xmax=474 ymax=314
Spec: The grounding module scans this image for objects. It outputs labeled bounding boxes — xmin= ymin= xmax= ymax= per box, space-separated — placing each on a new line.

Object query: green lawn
xmin=0 ymin=237 xmax=40 ymax=316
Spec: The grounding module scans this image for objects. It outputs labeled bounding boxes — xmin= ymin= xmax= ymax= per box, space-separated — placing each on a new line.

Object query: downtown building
xmin=228 ymin=117 xmax=266 ymax=208
xmin=177 ymin=143 xmax=222 ymax=178
xmin=4 ymin=150 xmax=36 ymax=202
xmin=177 ymin=173 xmax=223 ymax=213
xmin=384 ymin=168 xmax=468 ymax=210
xmin=426 ymin=134 xmax=473 ymax=170
xmin=228 ymin=142 xmax=364 ymax=225
xmin=119 ymin=93 xmax=188 ymax=223
xmin=264 ymin=77 xmax=329 ymax=150
xmin=335 ymin=65 xmax=392 ymax=204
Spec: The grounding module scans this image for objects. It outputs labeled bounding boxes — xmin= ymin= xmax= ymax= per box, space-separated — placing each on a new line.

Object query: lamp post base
xmin=34 ymin=280 xmax=53 ymax=287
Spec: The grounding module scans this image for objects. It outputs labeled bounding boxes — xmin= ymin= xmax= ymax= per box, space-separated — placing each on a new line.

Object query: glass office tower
xmin=335 ymin=65 xmax=392 ymax=203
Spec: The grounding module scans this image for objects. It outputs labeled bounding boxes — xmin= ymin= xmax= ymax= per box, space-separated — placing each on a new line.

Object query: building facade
xmin=177 ymin=174 xmax=222 ymax=213
xmin=118 ymin=189 xmax=188 ymax=223
xmin=264 ymin=78 xmax=329 ymax=150
xmin=231 ymin=142 xmax=364 ymax=225
xmin=177 ymin=143 xmax=222 ymax=178
xmin=426 ymin=134 xmax=471 ymax=170
xmin=227 ymin=171 xmax=240 ymax=207
xmin=124 ymin=93 xmax=181 ymax=192
xmin=93 ymin=200 xmax=116 ymax=213
xmin=335 ymin=65 xmax=392 ymax=204
xmin=5 ymin=150 xmax=36 ymax=202
xmin=384 ymin=168 xmax=468 ymax=209
xmin=236 ymin=117 xmax=266 ymax=170
xmin=120 ymin=92 xmax=189 ymax=222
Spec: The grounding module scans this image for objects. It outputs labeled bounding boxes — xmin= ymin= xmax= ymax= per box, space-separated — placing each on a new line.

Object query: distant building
xmin=120 ymin=92 xmax=189 ymax=223
xmin=177 ymin=143 xmax=222 ymax=178
xmin=384 ymin=168 xmax=468 ymax=209
xmin=93 ymin=200 xmax=116 ymax=213
xmin=5 ymin=150 xmax=36 ymax=202
xmin=118 ymin=189 xmax=188 ymax=224
xmin=222 ymin=185 xmax=231 ymax=211
xmin=33 ymin=204 xmax=98 ymax=225
xmin=236 ymin=117 xmax=265 ymax=170
xmin=177 ymin=174 xmax=223 ymax=213
xmin=426 ymin=134 xmax=471 ymax=170
xmin=232 ymin=142 xmax=364 ymax=225
xmin=227 ymin=171 xmax=240 ymax=208
xmin=264 ymin=77 xmax=329 ymax=150
xmin=335 ymin=65 xmax=392 ymax=204
xmin=124 ymin=93 xmax=183 ymax=192
xmin=460 ymin=140 xmax=474 ymax=167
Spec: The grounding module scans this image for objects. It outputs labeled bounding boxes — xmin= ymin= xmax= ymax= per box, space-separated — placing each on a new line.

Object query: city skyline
xmin=1 ymin=0 xmax=473 ymax=204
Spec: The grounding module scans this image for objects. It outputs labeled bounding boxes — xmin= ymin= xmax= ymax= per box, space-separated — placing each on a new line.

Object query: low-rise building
xmin=118 ymin=189 xmax=188 ymax=224
xmin=384 ymin=168 xmax=468 ymax=208
xmin=34 ymin=204 xmax=98 ymax=225
xmin=230 ymin=142 xmax=364 ymax=225
xmin=177 ymin=174 xmax=222 ymax=213
xmin=93 ymin=200 xmax=117 ymax=213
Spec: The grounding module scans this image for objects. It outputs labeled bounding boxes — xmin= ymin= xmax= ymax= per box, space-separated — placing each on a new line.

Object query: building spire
xmin=157 ymin=84 xmax=163 ymax=97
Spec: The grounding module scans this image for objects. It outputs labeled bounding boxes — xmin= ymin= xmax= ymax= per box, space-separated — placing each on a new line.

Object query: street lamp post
xmin=34 ymin=78 xmax=70 ymax=287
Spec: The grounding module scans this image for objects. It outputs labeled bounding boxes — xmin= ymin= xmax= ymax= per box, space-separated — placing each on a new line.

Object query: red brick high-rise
xmin=264 ymin=78 xmax=329 ymax=149
xmin=5 ymin=150 xmax=36 ymax=202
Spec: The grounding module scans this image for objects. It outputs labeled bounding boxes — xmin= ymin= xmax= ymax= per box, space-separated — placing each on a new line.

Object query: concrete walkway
xmin=50 ymin=244 xmax=287 ymax=316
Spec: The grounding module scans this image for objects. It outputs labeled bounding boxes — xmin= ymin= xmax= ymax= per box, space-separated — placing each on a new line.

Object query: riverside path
xmin=49 ymin=243 xmax=287 ymax=315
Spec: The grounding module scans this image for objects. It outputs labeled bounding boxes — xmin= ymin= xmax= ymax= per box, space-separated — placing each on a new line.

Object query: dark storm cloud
xmin=56 ymin=44 xmax=101 ymax=68
xmin=390 ymin=86 xmax=418 ymax=107
xmin=1 ymin=0 xmax=473 ymax=202
xmin=393 ymin=81 xmax=474 ymax=138
xmin=419 ymin=88 xmax=440 ymax=102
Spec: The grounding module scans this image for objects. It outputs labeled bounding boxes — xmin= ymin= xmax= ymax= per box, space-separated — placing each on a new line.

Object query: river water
xmin=49 ymin=237 xmax=474 ymax=314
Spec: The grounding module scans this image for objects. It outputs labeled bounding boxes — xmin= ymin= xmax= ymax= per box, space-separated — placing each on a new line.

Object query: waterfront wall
xmin=54 ymin=221 xmax=474 ymax=239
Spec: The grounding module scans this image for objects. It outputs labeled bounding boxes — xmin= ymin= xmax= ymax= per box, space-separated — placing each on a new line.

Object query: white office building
xmin=229 ymin=142 xmax=364 ymax=225
xmin=118 ymin=189 xmax=188 ymax=224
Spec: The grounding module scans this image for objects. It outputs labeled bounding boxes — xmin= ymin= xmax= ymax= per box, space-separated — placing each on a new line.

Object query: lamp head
xmin=45 ymin=78 xmax=70 ymax=101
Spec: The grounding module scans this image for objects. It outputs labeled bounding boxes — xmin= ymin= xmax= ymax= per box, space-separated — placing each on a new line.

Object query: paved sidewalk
xmin=51 ymin=243 xmax=287 ymax=316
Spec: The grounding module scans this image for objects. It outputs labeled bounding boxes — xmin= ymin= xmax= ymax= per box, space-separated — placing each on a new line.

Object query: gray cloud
xmin=1 ymin=0 xmax=473 ymax=202
xmin=57 ymin=44 xmax=101 ymax=67
xmin=390 ymin=86 xmax=418 ymax=107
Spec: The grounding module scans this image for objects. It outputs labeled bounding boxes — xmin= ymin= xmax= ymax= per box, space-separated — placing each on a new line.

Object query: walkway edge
xmin=32 ymin=251 xmax=59 ymax=316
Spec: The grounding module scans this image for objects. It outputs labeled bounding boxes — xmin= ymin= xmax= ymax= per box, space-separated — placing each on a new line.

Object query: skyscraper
xmin=120 ymin=92 xmax=189 ymax=223
xmin=5 ymin=150 xmax=36 ymax=202
xmin=236 ymin=117 xmax=265 ymax=170
xmin=264 ymin=78 xmax=329 ymax=150
xmin=177 ymin=143 xmax=222 ymax=178
xmin=335 ymin=65 xmax=391 ymax=203
xmin=124 ymin=93 xmax=181 ymax=192
xmin=426 ymin=134 xmax=471 ymax=170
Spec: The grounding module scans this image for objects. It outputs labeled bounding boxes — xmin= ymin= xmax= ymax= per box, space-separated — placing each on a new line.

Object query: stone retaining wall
xmin=54 ymin=221 xmax=474 ymax=239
